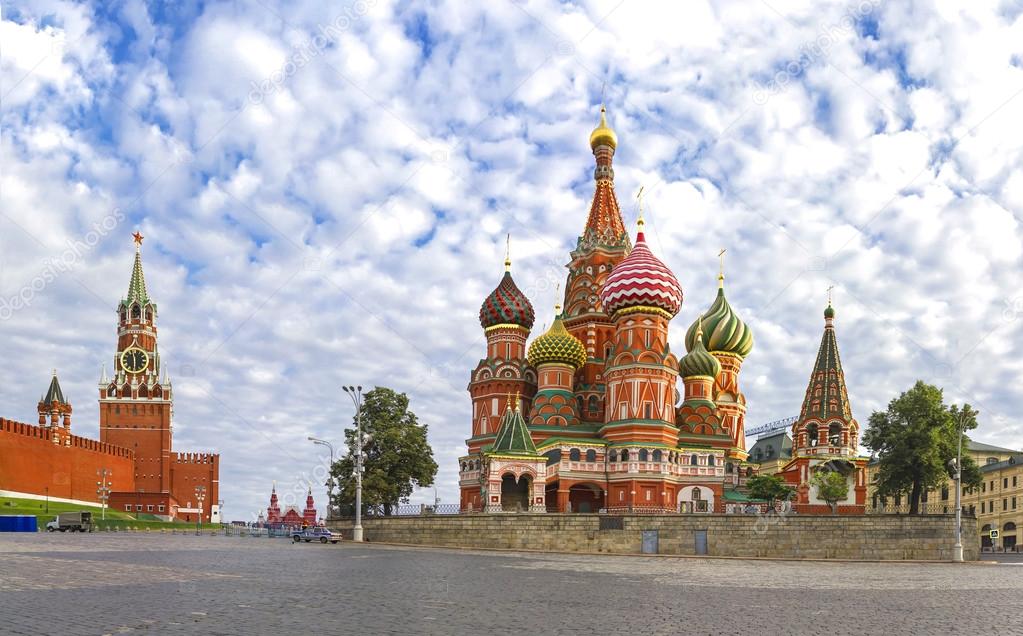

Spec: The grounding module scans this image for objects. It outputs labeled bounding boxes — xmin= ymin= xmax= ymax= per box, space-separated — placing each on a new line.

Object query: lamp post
xmin=308 ymin=436 xmax=336 ymax=520
xmin=952 ymin=410 xmax=967 ymax=563
xmin=342 ymin=385 xmax=364 ymax=542
xmin=195 ymin=485 xmax=206 ymax=536
xmin=96 ymin=469 xmax=112 ymax=521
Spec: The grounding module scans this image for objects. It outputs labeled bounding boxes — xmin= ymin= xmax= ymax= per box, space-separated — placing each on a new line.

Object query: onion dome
xmin=527 ymin=306 xmax=586 ymax=369
xmin=684 ymin=282 xmax=753 ymax=358
xmin=824 ymin=303 xmax=835 ymax=320
xmin=680 ymin=319 xmax=722 ymax=379
xmin=589 ymin=105 xmax=618 ymax=151
xmin=599 ymin=221 xmax=683 ymax=318
xmin=479 ymin=240 xmax=535 ymax=330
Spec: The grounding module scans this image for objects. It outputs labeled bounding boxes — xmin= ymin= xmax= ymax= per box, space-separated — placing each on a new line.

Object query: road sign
xmin=990 ymin=529 xmax=1000 ymax=539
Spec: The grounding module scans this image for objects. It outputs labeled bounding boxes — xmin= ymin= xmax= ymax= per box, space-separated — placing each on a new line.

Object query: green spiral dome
xmin=685 ymin=286 xmax=754 ymax=358
xmin=528 ymin=313 xmax=586 ymax=370
xmin=679 ymin=330 xmax=722 ymax=378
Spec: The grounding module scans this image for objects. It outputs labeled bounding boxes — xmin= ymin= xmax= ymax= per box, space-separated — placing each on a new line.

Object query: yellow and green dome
xmin=527 ymin=309 xmax=586 ymax=369
xmin=685 ymin=285 xmax=753 ymax=359
xmin=680 ymin=321 xmax=722 ymax=379
xmin=589 ymin=105 xmax=617 ymax=151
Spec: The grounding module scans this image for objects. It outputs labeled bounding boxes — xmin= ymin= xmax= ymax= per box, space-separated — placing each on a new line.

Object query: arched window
xmin=609 ymin=450 xmax=618 ymax=462
xmin=587 ymin=395 xmax=599 ymax=413
xmin=708 ymin=455 xmax=715 ymax=467
xmin=145 ymin=308 xmax=153 ymax=322
xmin=620 ymin=449 xmax=630 ymax=462
xmin=569 ymin=448 xmax=581 ymax=462
xmin=131 ymin=305 xmax=141 ymax=320
xmin=576 ymin=396 xmax=584 ymax=414
xmin=639 ymin=449 xmax=649 ymax=461
xmin=585 ymin=449 xmax=596 ymax=463
xmin=692 ymin=487 xmax=702 ymax=500
xmin=828 ymin=423 xmax=841 ymax=445
xmin=119 ymin=307 xmax=127 ymax=322
xmin=690 ymin=454 xmax=699 ymax=465
xmin=652 ymin=450 xmax=662 ymax=462
xmin=725 ymin=462 xmax=733 ymax=474
xmin=805 ymin=424 xmax=819 ymax=447
xmin=138 ymin=385 xmax=148 ymax=398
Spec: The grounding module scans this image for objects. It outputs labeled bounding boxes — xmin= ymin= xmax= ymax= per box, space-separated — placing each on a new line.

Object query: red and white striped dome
xmin=599 ymin=229 xmax=682 ymax=317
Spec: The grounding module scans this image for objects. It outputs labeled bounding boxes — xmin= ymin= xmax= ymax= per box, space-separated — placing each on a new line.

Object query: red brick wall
xmin=100 ymin=400 xmax=172 ymax=493
xmin=170 ymin=452 xmax=220 ymax=522
xmin=0 ymin=418 xmax=134 ymax=502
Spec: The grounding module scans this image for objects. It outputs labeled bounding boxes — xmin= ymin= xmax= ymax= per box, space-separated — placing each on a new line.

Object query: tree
xmin=330 ymin=387 xmax=438 ymax=516
xmin=747 ymin=474 xmax=795 ymax=509
xmin=863 ymin=381 xmax=981 ymax=514
xmin=811 ymin=469 xmax=849 ymax=514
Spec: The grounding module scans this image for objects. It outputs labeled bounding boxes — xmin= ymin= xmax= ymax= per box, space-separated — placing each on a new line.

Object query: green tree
xmin=330 ymin=387 xmax=438 ymax=516
xmin=863 ymin=381 xmax=981 ymax=514
xmin=747 ymin=474 xmax=795 ymax=509
xmin=810 ymin=469 xmax=849 ymax=514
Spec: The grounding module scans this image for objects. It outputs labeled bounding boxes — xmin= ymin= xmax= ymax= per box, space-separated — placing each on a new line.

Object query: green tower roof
xmin=490 ymin=401 xmax=539 ymax=456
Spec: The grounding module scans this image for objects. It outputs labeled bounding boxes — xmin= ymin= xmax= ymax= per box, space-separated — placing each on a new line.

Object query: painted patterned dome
xmin=599 ymin=227 xmax=682 ymax=317
xmin=527 ymin=309 xmax=586 ymax=369
xmin=480 ymin=270 xmax=534 ymax=330
xmin=679 ymin=320 xmax=722 ymax=379
xmin=685 ymin=284 xmax=753 ymax=358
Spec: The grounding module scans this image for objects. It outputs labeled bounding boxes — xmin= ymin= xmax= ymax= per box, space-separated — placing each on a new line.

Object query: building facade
xmin=459 ymin=107 xmax=759 ymax=513
xmin=0 ymin=234 xmax=219 ymax=522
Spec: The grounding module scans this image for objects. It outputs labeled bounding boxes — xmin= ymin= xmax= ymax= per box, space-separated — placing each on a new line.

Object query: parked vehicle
xmin=45 ymin=511 xmax=93 ymax=533
xmin=291 ymin=527 xmax=339 ymax=544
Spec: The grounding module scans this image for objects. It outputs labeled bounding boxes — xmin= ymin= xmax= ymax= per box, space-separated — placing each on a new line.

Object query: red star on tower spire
xmin=132 ymin=231 xmax=144 ymax=248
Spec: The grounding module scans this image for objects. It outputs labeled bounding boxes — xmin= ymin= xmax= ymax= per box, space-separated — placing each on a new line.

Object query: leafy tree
xmin=747 ymin=474 xmax=794 ymax=509
xmin=863 ymin=381 xmax=981 ymax=514
xmin=330 ymin=387 xmax=438 ymax=516
xmin=811 ymin=469 xmax=849 ymax=514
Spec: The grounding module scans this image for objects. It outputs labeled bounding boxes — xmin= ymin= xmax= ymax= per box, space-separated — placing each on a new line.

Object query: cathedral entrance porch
xmin=500 ymin=473 xmax=531 ymax=512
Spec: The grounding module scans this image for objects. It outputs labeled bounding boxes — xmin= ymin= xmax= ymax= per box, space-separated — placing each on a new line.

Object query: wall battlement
xmin=0 ymin=417 xmax=133 ymax=459
xmin=171 ymin=451 xmax=219 ymax=464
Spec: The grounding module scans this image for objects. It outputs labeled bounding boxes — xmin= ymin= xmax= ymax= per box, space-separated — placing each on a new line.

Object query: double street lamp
xmin=96 ymin=469 xmax=112 ymax=521
xmin=950 ymin=410 xmax=968 ymax=563
xmin=195 ymin=485 xmax=206 ymax=536
xmin=308 ymin=436 xmax=336 ymax=520
xmin=342 ymin=385 xmax=364 ymax=542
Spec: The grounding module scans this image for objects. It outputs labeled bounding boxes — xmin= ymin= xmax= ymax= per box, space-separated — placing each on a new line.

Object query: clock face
xmin=120 ymin=347 xmax=149 ymax=373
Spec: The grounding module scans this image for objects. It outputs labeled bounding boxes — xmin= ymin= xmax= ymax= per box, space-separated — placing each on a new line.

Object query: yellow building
xmin=963 ymin=453 xmax=1023 ymax=551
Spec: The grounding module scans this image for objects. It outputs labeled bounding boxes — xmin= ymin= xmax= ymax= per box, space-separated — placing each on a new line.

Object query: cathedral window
xmin=586 ymin=449 xmax=596 ymax=462
xmin=644 ymin=403 xmax=652 ymax=419
xmin=620 ymin=450 xmax=630 ymax=462
xmin=725 ymin=462 xmax=733 ymax=474
xmin=131 ymin=305 xmax=141 ymax=320
xmin=588 ymin=395 xmax=599 ymax=413
xmin=610 ymin=450 xmax=618 ymax=462
xmin=690 ymin=454 xmax=698 ymax=465
xmin=569 ymin=449 xmax=581 ymax=462
xmin=639 ymin=449 xmax=648 ymax=461
xmin=708 ymin=455 xmax=715 ymax=467
xmin=653 ymin=450 xmax=662 ymax=462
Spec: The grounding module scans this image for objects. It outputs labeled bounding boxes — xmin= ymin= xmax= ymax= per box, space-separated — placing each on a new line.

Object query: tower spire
xmin=126 ymin=232 xmax=150 ymax=305
xmin=504 ymin=233 xmax=511 ymax=272
xmin=718 ymin=248 xmax=726 ymax=288
xmin=636 ymin=186 xmax=645 ymax=229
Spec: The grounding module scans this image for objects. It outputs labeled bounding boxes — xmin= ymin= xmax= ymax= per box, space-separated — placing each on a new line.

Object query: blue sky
xmin=2 ymin=0 xmax=1022 ymax=520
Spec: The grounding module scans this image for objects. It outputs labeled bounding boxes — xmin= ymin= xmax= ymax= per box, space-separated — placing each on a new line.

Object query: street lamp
xmin=342 ymin=385 xmax=364 ymax=542
xmin=96 ymin=469 xmax=112 ymax=521
xmin=195 ymin=485 xmax=206 ymax=536
xmin=308 ymin=436 xmax=336 ymax=520
xmin=951 ymin=409 xmax=968 ymax=563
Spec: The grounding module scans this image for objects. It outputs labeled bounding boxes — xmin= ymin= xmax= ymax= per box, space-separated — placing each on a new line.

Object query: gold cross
xmin=504 ymin=233 xmax=511 ymax=272
xmin=636 ymin=186 xmax=645 ymax=226
xmin=827 ymin=285 xmax=835 ymax=304
xmin=718 ymin=248 xmax=726 ymax=285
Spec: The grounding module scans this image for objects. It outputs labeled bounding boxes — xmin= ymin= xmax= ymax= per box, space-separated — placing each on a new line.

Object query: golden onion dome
xmin=589 ymin=105 xmax=617 ymax=151
xmin=527 ymin=307 xmax=586 ymax=370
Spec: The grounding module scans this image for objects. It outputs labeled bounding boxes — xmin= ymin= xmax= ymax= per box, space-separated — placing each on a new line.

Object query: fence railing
xmin=867 ymin=503 xmax=972 ymax=516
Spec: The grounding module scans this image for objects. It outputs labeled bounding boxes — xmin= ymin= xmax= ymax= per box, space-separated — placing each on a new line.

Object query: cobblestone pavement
xmin=2 ymin=533 xmax=1021 ymax=636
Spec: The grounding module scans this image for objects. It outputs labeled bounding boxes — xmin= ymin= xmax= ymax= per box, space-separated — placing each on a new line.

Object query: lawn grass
xmin=1 ymin=496 xmax=202 ymax=530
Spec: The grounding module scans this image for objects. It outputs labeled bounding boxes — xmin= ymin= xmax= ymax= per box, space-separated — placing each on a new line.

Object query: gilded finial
xmin=504 ymin=233 xmax=511 ymax=272
xmin=717 ymin=248 xmax=726 ymax=288
xmin=506 ymin=391 xmax=512 ymax=412
xmin=513 ymin=392 xmax=520 ymax=412
xmin=696 ymin=315 xmax=704 ymax=338
xmin=636 ymin=186 xmax=645 ymax=228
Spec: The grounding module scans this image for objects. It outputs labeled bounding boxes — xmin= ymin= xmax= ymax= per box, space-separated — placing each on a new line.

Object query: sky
xmin=1 ymin=0 xmax=1022 ymax=521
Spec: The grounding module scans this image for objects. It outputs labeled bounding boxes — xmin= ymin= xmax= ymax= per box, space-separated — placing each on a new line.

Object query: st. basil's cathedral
xmin=458 ymin=107 xmax=868 ymax=514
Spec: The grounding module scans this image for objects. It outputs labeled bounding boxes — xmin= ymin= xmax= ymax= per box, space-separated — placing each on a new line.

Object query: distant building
xmin=264 ymin=484 xmax=318 ymax=528
xmin=966 ymin=454 xmax=1022 ymax=551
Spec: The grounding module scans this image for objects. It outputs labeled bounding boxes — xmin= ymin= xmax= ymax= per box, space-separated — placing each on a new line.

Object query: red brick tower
xmin=598 ymin=215 xmax=683 ymax=508
xmin=266 ymin=483 xmax=282 ymax=525
xmin=467 ymin=241 xmax=536 ymax=449
xmin=303 ymin=487 xmax=317 ymax=525
xmin=98 ymin=232 xmax=174 ymax=495
xmin=562 ymin=106 xmax=632 ymax=425
xmin=38 ymin=371 xmax=72 ymax=446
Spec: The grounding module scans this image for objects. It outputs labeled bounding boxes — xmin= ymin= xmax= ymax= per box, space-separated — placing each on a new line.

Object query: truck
xmin=45 ymin=511 xmax=93 ymax=533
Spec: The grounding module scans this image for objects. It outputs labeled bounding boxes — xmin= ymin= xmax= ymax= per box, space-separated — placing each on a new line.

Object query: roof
xmin=489 ymin=405 xmax=540 ymax=456
xmin=124 ymin=245 xmax=151 ymax=306
xmin=723 ymin=490 xmax=766 ymax=503
xmin=42 ymin=372 xmax=67 ymax=405
xmin=747 ymin=432 xmax=793 ymax=463
xmin=968 ymin=440 xmax=1019 ymax=454
xmin=795 ymin=308 xmax=853 ymax=424
xmin=979 ymin=454 xmax=1022 ymax=473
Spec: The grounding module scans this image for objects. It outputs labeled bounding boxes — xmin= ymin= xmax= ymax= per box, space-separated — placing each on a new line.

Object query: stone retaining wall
xmin=330 ymin=513 xmax=979 ymax=561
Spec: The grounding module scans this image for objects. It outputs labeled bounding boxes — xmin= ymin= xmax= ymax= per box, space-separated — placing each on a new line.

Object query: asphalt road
xmin=1 ymin=533 xmax=1021 ymax=635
